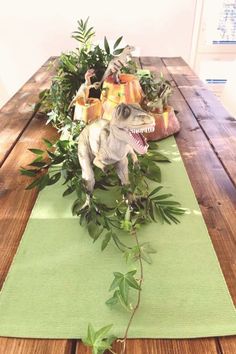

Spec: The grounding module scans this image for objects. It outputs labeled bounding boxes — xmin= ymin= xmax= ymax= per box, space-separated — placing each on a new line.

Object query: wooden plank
xmin=140 ymin=56 xmax=236 ymax=353
xmin=219 ymin=336 xmax=236 ymax=354
xmin=0 ymin=338 xmax=74 ymax=354
xmin=76 ymin=337 xmax=219 ymax=353
xmin=0 ymin=112 xmax=70 ymax=353
xmin=158 ymin=57 xmax=236 ymax=354
xmin=0 ymin=57 xmax=57 ymax=167
xmin=162 ymin=56 xmax=236 ymax=189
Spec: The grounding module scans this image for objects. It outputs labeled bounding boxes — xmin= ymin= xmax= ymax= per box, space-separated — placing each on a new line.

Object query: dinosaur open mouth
xmin=128 ymin=126 xmax=155 ymax=154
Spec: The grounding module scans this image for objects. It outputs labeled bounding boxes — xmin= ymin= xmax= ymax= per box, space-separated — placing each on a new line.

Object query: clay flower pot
xmin=145 ymin=105 xmax=180 ymax=141
xmin=73 ymin=97 xmax=102 ymax=123
xmin=101 ymin=74 xmax=144 ymax=120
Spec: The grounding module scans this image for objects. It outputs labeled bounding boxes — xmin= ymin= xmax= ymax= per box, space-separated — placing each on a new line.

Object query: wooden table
xmin=0 ymin=56 xmax=236 ymax=354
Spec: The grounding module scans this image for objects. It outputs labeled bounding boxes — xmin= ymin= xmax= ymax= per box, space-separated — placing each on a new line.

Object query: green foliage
xmin=21 ymin=18 xmax=185 ymax=351
xmin=82 ymin=323 xmax=116 ymax=354
xmin=124 ymin=242 xmax=157 ymax=265
xmin=121 ymin=59 xmax=138 ymax=75
xmin=106 ymin=270 xmax=141 ymax=311
xmin=139 ymin=72 xmax=173 ymax=113
xmin=36 ymin=18 xmax=124 ymax=129
xmin=72 ymin=17 xmax=95 ymax=47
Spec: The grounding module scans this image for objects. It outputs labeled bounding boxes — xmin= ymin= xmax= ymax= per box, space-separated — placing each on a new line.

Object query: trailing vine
xmin=21 ymin=18 xmax=185 ymax=354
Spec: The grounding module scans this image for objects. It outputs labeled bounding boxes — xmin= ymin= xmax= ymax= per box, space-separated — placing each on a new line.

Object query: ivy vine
xmin=21 ymin=18 xmax=185 ymax=354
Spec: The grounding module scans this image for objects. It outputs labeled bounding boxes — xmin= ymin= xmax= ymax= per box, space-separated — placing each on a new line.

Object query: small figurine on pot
xmin=139 ymin=73 xmax=180 ymax=141
xmin=95 ymin=45 xmax=135 ymax=86
xmin=68 ymin=69 xmax=101 ymax=123
xmin=68 ymin=69 xmax=100 ymax=109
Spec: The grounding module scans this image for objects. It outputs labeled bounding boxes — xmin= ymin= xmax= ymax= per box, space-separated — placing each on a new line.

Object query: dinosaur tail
xmin=68 ymin=98 xmax=75 ymax=110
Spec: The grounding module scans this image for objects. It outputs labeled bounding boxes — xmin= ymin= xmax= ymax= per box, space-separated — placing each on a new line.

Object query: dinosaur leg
xmin=116 ymin=157 xmax=136 ymax=204
xmin=78 ymin=151 xmax=95 ymax=208
xmin=129 ymin=148 xmax=138 ymax=164
xmin=93 ymin=128 xmax=109 ymax=172
xmin=129 ymin=148 xmax=140 ymax=171
xmin=113 ymin=69 xmax=121 ymax=84
xmin=115 ymin=157 xmax=129 ymax=185
xmin=93 ymin=156 xmax=107 ymax=172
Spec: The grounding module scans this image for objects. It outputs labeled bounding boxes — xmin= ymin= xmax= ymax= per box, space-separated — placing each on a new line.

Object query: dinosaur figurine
xmin=68 ymin=69 xmax=100 ymax=109
xmin=77 ymin=103 xmax=155 ymax=206
xmin=96 ymin=45 xmax=135 ymax=86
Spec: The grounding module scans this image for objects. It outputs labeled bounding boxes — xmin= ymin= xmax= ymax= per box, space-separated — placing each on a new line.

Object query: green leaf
xmin=106 ymin=290 xmax=119 ymax=306
xmin=156 ymin=200 xmax=180 ymax=206
xmin=48 ymin=172 xmax=61 ymax=185
xmin=126 ymin=273 xmax=141 ymax=290
xmin=57 ymin=140 xmax=69 ymax=153
xmin=141 ymin=242 xmax=156 ymax=254
xmin=31 ymin=156 xmax=43 ymax=163
xmin=109 ymin=272 xmax=123 ymax=291
xmin=87 ymin=323 xmax=96 ymax=345
xmin=113 ymin=48 xmax=124 ymax=55
xmin=101 ymin=231 xmax=112 ymax=251
xmin=113 ymin=36 xmax=123 ymax=49
xmin=32 ymin=102 xmax=41 ymax=113
xmin=104 ymin=36 xmax=110 ymax=54
xmin=63 ymin=185 xmax=75 ymax=197
xmin=43 ymin=138 xmax=53 ymax=148
xmin=88 ymin=222 xmax=103 ymax=241
xmin=148 ymin=186 xmax=163 ymax=197
xmin=152 ymin=193 xmax=173 ymax=200
xmin=82 ymin=323 xmax=115 ymax=354
xmin=72 ymin=198 xmax=87 ymax=216
xmin=28 ymin=161 xmax=47 ymax=168
xmin=28 ymin=148 xmax=44 ymax=155
xmin=47 ymin=150 xmax=56 ymax=159
xmin=116 ymin=290 xmax=130 ymax=311
xmin=148 ymin=141 xmax=159 ymax=150
xmin=140 ymin=242 xmax=157 ymax=264
xmin=38 ymin=174 xmax=50 ymax=191
xmin=119 ymin=278 xmax=129 ymax=304
xmin=149 ymin=201 xmax=156 ymax=222
xmin=20 ymin=168 xmax=38 ymax=177
xmin=146 ymin=164 xmax=161 ymax=183
xmin=95 ymin=324 xmax=113 ymax=340
xmin=25 ymin=174 xmax=49 ymax=190
xmin=52 ymin=155 xmax=65 ymax=164
xmin=111 ymin=233 xmax=129 ymax=252
xmin=148 ymin=152 xmax=170 ymax=162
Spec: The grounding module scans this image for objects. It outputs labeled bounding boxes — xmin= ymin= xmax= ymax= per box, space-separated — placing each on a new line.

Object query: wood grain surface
xmin=0 ymin=57 xmax=57 ymax=167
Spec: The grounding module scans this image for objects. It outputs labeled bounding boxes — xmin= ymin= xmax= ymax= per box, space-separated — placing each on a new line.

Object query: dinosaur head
xmin=123 ymin=45 xmax=135 ymax=55
xmin=85 ymin=69 xmax=95 ymax=80
xmin=110 ymin=103 xmax=155 ymax=154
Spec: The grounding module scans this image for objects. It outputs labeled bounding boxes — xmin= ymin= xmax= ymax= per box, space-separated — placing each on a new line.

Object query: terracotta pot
xmin=73 ymin=97 xmax=102 ymax=123
xmin=145 ymin=106 xmax=180 ymax=141
xmin=101 ymin=74 xmax=144 ymax=120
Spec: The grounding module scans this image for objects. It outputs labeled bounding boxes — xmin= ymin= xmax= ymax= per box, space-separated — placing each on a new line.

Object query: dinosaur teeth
xmin=129 ymin=126 xmax=155 ymax=134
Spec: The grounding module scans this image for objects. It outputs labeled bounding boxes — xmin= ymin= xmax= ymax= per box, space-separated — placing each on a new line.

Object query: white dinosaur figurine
xmin=68 ymin=69 xmax=100 ymax=109
xmin=77 ymin=103 xmax=155 ymax=205
xmin=96 ymin=45 xmax=135 ymax=86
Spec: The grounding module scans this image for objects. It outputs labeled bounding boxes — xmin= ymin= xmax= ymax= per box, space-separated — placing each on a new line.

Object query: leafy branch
xmin=120 ymin=226 xmax=144 ymax=354
xmin=72 ymin=17 xmax=95 ymax=46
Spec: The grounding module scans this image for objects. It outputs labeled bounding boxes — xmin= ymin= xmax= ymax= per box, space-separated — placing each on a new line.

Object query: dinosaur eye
xmin=117 ymin=104 xmax=123 ymax=116
xmin=122 ymin=105 xmax=131 ymax=119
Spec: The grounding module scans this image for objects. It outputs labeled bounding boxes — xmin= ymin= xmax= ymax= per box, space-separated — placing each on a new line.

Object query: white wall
xmin=0 ymin=0 xmax=196 ymax=108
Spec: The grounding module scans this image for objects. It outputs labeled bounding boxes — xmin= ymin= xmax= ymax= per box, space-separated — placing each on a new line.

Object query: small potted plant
xmin=101 ymin=73 xmax=144 ymax=119
xmin=73 ymin=97 xmax=102 ymax=123
xmin=139 ymin=73 xmax=180 ymax=141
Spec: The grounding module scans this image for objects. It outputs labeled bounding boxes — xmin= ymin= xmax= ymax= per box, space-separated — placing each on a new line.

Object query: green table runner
xmin=0 ymin=136 xmax=236 ymax=339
